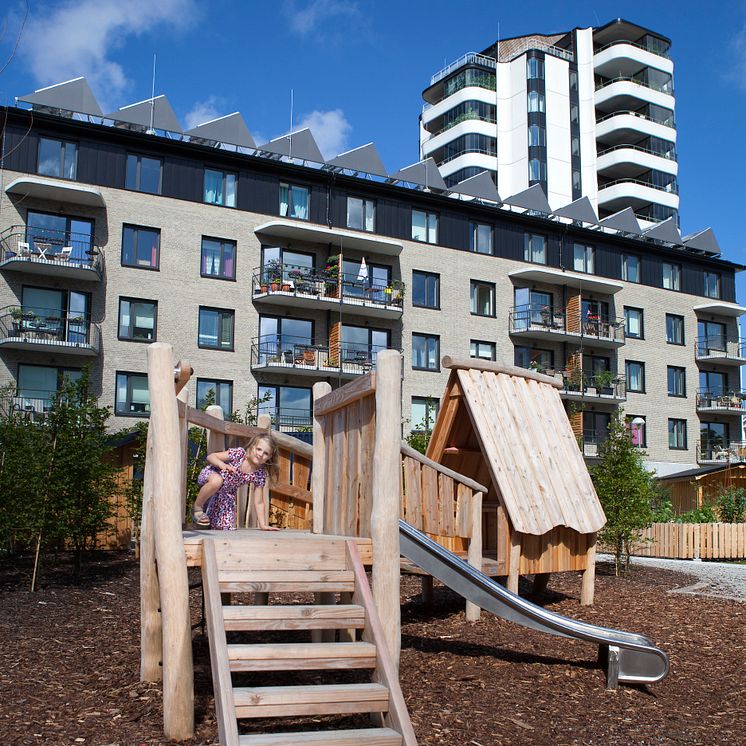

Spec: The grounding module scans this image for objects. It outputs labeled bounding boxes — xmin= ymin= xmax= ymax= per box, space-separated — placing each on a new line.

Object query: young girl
xmin=192 ymin=433 xmax=280 ymax=531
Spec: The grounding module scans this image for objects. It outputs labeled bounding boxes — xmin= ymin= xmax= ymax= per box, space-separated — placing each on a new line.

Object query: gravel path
xmin=598 ymin=553 xmax=746 ymax=602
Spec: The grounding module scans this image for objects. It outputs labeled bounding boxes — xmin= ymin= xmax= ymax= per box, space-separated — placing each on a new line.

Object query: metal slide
xmin=399 ymin=520 xmax=669 ymax=688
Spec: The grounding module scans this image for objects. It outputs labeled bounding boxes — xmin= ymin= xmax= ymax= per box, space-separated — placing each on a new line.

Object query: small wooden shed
xmin=658 ymin=462 xmax=746 ymax=515
xmin=426 ymin=357 xmax=606 ymax=604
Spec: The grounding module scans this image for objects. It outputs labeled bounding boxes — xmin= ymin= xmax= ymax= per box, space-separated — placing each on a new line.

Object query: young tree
xmin=591 ymin=413 xmax=656 ymax=575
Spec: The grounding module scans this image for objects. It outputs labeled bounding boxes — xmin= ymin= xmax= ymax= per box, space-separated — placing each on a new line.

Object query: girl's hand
xmin=260 ymin=525 xmax=281 ymax=532
xmin=222 ymin=462 xmax=237 ymax=474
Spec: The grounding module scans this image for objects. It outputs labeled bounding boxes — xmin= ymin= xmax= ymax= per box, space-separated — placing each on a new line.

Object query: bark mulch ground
xmin=0 ymin=552 xmax=744 ymax=745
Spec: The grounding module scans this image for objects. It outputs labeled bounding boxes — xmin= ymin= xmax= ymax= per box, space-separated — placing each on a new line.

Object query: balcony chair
xmin=58 ymin=246 xmax=74 ymax=262
xmin=17 ymin=242 xmax=31 ymax=257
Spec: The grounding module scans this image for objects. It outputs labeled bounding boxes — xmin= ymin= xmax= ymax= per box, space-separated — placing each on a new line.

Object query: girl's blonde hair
xmin=246 ymin=432 xmax=280 ymax=484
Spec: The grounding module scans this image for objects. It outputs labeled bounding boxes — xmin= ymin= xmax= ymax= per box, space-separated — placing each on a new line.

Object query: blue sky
xmin=1 ymin=0 xmax=745 ymax=312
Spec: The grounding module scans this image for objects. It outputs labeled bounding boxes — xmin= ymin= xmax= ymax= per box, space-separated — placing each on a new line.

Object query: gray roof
xmin=18 ymin=77 xmax=103 ymax=117
xmin=599 ymin=207 xmax=642 ymax=235
xmin=327 ymin=143 xmax=388 ymax=177
xmin=504 ymin=184 xmax=551 ymax=214
xmin=257 ymin=128 xmax=324 ymax=163
xmin=184 ymin=112 xmax=255 ymax=148
xmin=683 ymin=228 xmax=721 ymax=256
xmin=658 ymin=462 xmax=746 ymax=481
xmin=643 ymin=216 xmax=681 ymax=244
xmin=450 ymin=171 xmax=501 ymax=202
xmin=553 ymin=196 xmax=599 ymax=224
xmin=106 ymin=95 xmax=182 ymax=133
xmin=390 ymin=158 xmax=447 ymax=190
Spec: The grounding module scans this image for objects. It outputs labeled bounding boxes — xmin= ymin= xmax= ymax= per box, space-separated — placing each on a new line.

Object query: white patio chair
xmin=17 ymin=242 xmax=30 ymax=257
xmin=58 ymin=246 xmax=74 ymax=261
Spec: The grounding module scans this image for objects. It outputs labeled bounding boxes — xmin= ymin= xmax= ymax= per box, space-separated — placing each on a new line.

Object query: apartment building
xmin=420 ymin=18 xmax=679 ymax=227
xmin=0 ymin=75 xmax=742 ymax=478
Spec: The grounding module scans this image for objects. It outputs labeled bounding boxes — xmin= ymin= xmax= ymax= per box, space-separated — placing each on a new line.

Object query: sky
xmin=1 ymin=0 xmax=745 ymax=316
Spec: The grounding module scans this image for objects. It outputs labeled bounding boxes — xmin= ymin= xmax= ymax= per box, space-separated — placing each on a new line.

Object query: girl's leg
xmin=194 ymin=472 xmax=224 ymax=511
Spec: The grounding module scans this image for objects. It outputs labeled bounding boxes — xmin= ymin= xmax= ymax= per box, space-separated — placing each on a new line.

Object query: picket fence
xmin=628 ymin=522 xmax=746 ymax=560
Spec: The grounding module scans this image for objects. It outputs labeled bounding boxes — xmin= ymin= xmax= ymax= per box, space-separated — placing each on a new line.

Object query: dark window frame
xmin=667 ymin=365 xmax=687 ymax=398
xmin=471 ymin=339 xmax=497 ymax=361
xmin=469 ymin=222 xmax=494 ymax=254
xmin=37 ymin=136 xmax=78 ymax=180
xmin=117 ymin=297 xmax=158 ymax=343
xmin=121 ymin=224 xmax=161 ymax=270
xmin=411 ymin=270 xmax=440 ymax=309
xmin=470 ymin=279 xmax=496 ymax=317
xmin=198 ymin=306 xmax=235 ymax=351
xmin=666 ymin=314 xmax=685 ymax=345
xmin=115 ymin=370 xmax=150 ymax=417
xmin=125 ymin=152 xmax=163 ymax=194
xmin=668 ymin=418 xmax=687 ymax=450
xmin=625 ymin=360 xmax=646 ymax=393
xmin=196 ymin=377 xmax=234 ymax=412
xmin=412 ymin=332 xmax=440 ymax=371
xmin=203 ymin=167 xmax=237 ymax=208
xmin=624 ymin=306 xmax=645 ymax=339
xmin=200 ymin=236 xmax=237 ymax=281
xmin=411 ymin=208 xmax=439 ymax=244
xmin=346 ymin=195 xmax=377 ymax=232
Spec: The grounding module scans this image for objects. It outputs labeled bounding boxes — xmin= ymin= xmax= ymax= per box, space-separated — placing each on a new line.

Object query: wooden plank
xmin=421 ymin=465 xmax=439 ymax=535
xmin=314 ymin=373 xmax=376 ymax=417
xmin=213 ymin=538 xmax=347 ymax=570
xmin=313 ymin=382 xmax=332 ymax=534
xmin=425 ymin=377 xmax=463 ymax=462
xmin=465 ymin=491 xmax=482 ymax=622
xmin=358 ymin=393 xmax=376 ymax=538
xmin=271 ymin=482 xmax=313 ymax=504
xmin=441 ymin=355 xmax=563 ymax=389
xmin=402 ymin=457 xmax=423 ymax=530
xmin=219 ymin=570 xmax=355 ymax=593
xmin=223 ymin=604 xmax=365 ymax=631
xmin=400 ymin=443 xmax=488 ymax=493
xmin=238 ymin=728 xmax=403 ymax=746
xmin=438 ymin=473 xmax=455 ymax=537
xmin=455 ymin=482 xmax=471 ymax=538
xmin=345 ymin=401 xmax=362 ymax=536
xmin=227 ymin=642 xmax=377 ymax=671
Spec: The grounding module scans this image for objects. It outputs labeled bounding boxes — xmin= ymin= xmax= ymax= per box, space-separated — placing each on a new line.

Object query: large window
xmin=621 ymin=254 xmax=640 ymax=283
xmin=346 ymin=196 xmax=376 ymax=232
xmin=528 ymin=158 xmax=547 ymax=182
xmin=258 ymin=316 xmax=313 ymax=363
xmin=470 ymin=223 xmax=493 ymax=254
xmin=197 ymin=379 xmax=233 ymax=413
xmin=118 ymin=298 xmax=157 ymax=342
xmin=341 ymin=325 xmax=389 ymax=367
xmin=122 ymin=225 xmax=160 ymax=269
xmin=17 ymin=364 xmax=82 ymax=409
xmin=573 ymin=243 xmax=594 ymax=274
xmin=527 ymin=90 xmax=545 ymax=112
xmin=524 ymin=233 xmax=546 ymax=264
xmin=627 ymin=415 xmax=647 ymax=447
xmin=666 ymin=314 xmax=684 ymax=345
xmin=470 ymin=280 xmax=495 ymax=316
xmin=411 ymin=397 xmax=439 ymax=432
xmin=279 ymin=182 xmax=309 ymax=220
xmin=412 ymin=209 xmax=438 ymax=244
xmin=528 ymin=125 xmax=546 ymax=147
xmin=126 ymin=153 xmax=162 ymax=194
xmin=37 ymin=137 xmax=77 ymax=179
xmin=26 ymin=210 xmax=94 ymax=260
xmin=701 ymin=422 xmax=729 ymax=458
xmin=257 ymin=385 xmax=312 ymax=430
xmin=698 ymin=320 xmax=726 ymax=352
xmin=667 ymin=366 xmax=686 ymax=397
xmin=624 ymin=307 xmax=644 ymax=339
xmin=515 ymin=346 xmax=553 ymax=371
xmin=625 ymin=361 xmax=645 ymax=393
xmin=471 ymin=340 xmax=496 ymax=361
xmin=412 ymin=333 xmax=439 ymax=371
xmin=198 ymin=307 xmax=234 ymax=350
xmin=527 ymin=57 xmax=544 ymax=79
xmin=704 ymin=271 xmax=721 ymax=299
xmin=201 ymin=237 xmax=236 ymax=280
xmin=700 ymin=370 xmax=727 ymax=396
xmin=412 ymin=271 xmax=439 ymax=309
xmin=21 ymin=286 xmax=90 ymax=344
xmin=204 ymin=168 xmax=237 ymax=207
xmin=115 ymin=372 xmax=150 ymax=416
xmin=668 ymin=419 xmax=687 ymax=450
xmin=662 ymin=262 xmax=681 ymax=290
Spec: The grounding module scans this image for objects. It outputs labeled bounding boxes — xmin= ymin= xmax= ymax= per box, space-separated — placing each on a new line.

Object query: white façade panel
xmin=544 ymin=54 xmax=572 ymax=208
xmin=576 ymin=27 xmax=598 ymax=209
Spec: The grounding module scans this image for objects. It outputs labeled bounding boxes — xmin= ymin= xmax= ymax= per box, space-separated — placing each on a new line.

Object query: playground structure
xmin=139 ymin=343 xmax=668 ymax=744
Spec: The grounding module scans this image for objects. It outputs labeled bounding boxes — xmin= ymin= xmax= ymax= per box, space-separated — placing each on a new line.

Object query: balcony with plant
xmin=0 ymin=305 xmax=101 ymax=355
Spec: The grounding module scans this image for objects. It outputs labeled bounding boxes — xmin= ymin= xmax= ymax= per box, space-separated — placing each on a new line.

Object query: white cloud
xmin=184 ymin=96 xmax=223 ymax=130
xmin=731 ymin=25 xmax=746 ymax=88
xmin=296 ymin=108 xmax=351 ymax=159
xmin=19 ymin=0 xmax=197 ymax=109
xmin=282 ymin=0 xmax=359 ymax=37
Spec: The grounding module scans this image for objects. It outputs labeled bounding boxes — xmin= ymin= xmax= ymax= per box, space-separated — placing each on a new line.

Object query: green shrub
xmin=716 ymin=487 xmax=746 ymax=523
xmin=676 ymin=506 xmax=718 ymax=523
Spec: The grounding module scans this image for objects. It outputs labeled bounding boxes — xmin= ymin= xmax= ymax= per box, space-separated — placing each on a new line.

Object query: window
xmin=21 ymin=286 xmax=90 ymax=344
xmin=115 ymin=372 xmax=150 ymax=416
xmin=627 ymin=415 xmax=647 ymax=447
xmin=118 ymin=298 xmax=157 ymax=342
xmin=279 ymin=182 xmax=309 ymax=220
xmin=197 ymin=379 xmax=233 ymax=413
xmin=624 ymin=307 xmax=644 ymax=339
xmin=569 ymin=70 xmax=578 ymax=90
xmin=704 ymin=271 xmax=721 ymax=299
xmin=666 ymin=314 xmax=685 ymax=345
xmin=667 ymin=366 xmax=686 ymax=397
xmin=471 ymin=340 xmax=496 ymax=361
xmin=257 ymin=385 xmax=312 ymax=430
xmin=341 ymin=325 xmax=389 ymax=366
xmin=347 ymin=197 xmax=376 ymax=232
xmin=528 ymin=158 xmax=547 ymax=182
xmin=126 ymin=154 xmax=162 ymax=194
xmin=527 ymin=57 xmax=544 ymax=79
xmin=470 ymin=223 xmax=493 ymax=254
xmin=527 ymin=90 xmax=545 ymax=112
xmin=258 ymin=315 xmax=313 ymax=363
xmin=570 ymin=104 xmax=579 ymax=124
xmin=571 ymin=137 xmax=580 ymax=156
xmin=698 ymin=320 xmax=726 ymax=352
xmin=470 ymin=280 xmax=495 ymax=316
xmin=17 ymin=364 xmax=82 ymax=409
xmin=412 ymin=209 xmax=438 ymax=244
xmin=701 ymin=422 xmax=729 ymax=459
xmin=411 ymin=397 xmax=439 ymax=431
xmin=26 ymin=210 xmax=93 ymax=260
xmin=524 ymin=233 xmax=546 ymax=264
xmin=528 ymin=125 xmax=546 ymax=147
xmin=412 ymin=271 xmax=439 ymax=309
xmin=572 ymin=243 xmax=594 ymax=273
xmin=37 ymin=137 xmax=77 ymax=179
xmin=412 ymin=333 xmax=439 ymax=371
xmin=122 ymin=225 xmax=160 ymax=269
xmin=625 ymin=361 xmax=645 ymax=393
xmin=201 ymin=237 xmax=236 ymax=280
xmin=198 ymin=307 xmax=234 ymax=350
xmin=515 ymin=346 xmax=553 ymax=371
xmin=700 ymin=370 xmax=727 ymax=396
xmin=204 ymin=168 xmax=237 ymax=207
xmin=668 ymin=419 xmax=687 ymax=450
xmin=662 ymin=262 xmax=681 ymax=290
xmin=621 ymin=254 xmax=640 ymax=283
xmin=572 ymin=170 xmax=581 ymax=192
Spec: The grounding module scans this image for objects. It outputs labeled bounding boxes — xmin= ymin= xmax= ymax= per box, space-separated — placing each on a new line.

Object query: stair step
xmin=219 ymin=570 xmax=354 ymax=593
xmin=228 ymin=642 xmax=377 ymax=671
xmin=234 ymin=682 xmax=389 ymax=718
xmin=238 ymin=727 xmax=403 ymax=745
xmin=224 ymin=604 xmax=365 ymax=631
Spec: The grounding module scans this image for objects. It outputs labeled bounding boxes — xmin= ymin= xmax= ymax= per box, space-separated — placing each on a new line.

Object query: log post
xmin=177 ymin=384 xmax=190 ymax=523
xmin=370 ymin=350 xmax=402 ymax=666
xmin=508 ymin=530 xmax=522 ymax=595
xmin=312 ymin=382 xmax=332 ymax=535
xmin=581 ymin=532 xmax=597 ymax=606
xmin=147 ymin=343 xmax=194 ymax=740
xmin=465 ymin=491 xmax=483 ymax=621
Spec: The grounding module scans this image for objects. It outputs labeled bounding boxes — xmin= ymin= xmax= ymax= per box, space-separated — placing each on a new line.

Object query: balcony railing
xmin=0 ymin=225 xmax=103 ymax=274
xmin=695 ymin=338 xmax=746 ymax=362
xmin=579 ymin=431 xmax=606 ymax=459
xmin=0 ymin=305 xmax=101 ymax=353
xmin=0 ymin=391 xmax=56 ymax=421
xmin=509 ymin=305 xmax=625 ymax=344
xmin=595 ymin=75 xmax=674 ymax=96
xmin=595 ymin=109 xmax=675 ymax=129
xmin=696 ymin=390 xmax=746 ymax=412
xmin=594 ymin=39 xmax=671 ymax=59
xmin=596 ymin=142 xmax=677 ymax=161
xmin=697 ymin=441 xmax=746 ymax=464
xmin=255 ymin=407 xmax=313 ymax=439
xmin=562 ymin=373 xmax=626 ymax=400
xmin=597 ymin=177 xmax=678 ymax=195
xmin=429 ymin=52 xmax=497 ymax=86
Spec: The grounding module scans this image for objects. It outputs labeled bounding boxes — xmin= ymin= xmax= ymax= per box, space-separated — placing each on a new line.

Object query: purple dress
xmin=197 ymin=447 xmax=267 ymax=530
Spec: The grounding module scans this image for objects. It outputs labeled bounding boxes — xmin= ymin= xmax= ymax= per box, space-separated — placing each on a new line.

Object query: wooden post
xmin=370 ymin=350 xmax=401 ymax=666
xmin=465 ymin=491 xmax=483 ymax=621
xmin=533 ymin=573 xmax=551 ymax=595
xmin=580 ymin=532 xmax=597 ymax=606
xmin=312 ymin=382 xmax=331 ymax=534
xmin=508 ymin=530 xmax=521 ymax=595
xmin=177 ymin=385 xmax=190 ymax=523
xmin=140 ymin=426 xmax=161 ymax=682
xmin=147 ymin=343 xmax=194 ymax=740
xmin=420 ymin=576 xmax=433 ymax=606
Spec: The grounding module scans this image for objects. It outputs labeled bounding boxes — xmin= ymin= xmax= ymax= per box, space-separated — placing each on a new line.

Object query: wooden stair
xmin=201 ymin=534 xmax=417 ymax=746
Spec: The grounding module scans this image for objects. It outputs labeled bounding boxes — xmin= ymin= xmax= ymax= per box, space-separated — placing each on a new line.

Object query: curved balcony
xmin=437 ymin=151 xmax=498 ymax=181
xmin=421 ymin=87 xmax=499 ymax=125
xmin=0 ymin=226 xmax=104 ymax=281
xmin=509 ymin=305 xmax=625 ymax=348
xmin=696 ymin=389 xmax=746 ymax=414
xmin=5 ymin=175 xmax=106 ymax=208
xmin=695 ymin=338 xmax=746 ymax=366
xmin=596 ymin=111 xmax=676 ymax=144
xmin=596 ymin=145 xmax=678 ymax=178
xmin=422 ymin=119 xmax=498 ymax=158
xmin=594 ymin=78 xmax=674 ymax=111
xmin=594 ymin=41 xmax=674 ymax=77
xmin=596 ymin=179 xmax=679 ymax=212
xmin=0 ymin=306 xmax=101 ymax=356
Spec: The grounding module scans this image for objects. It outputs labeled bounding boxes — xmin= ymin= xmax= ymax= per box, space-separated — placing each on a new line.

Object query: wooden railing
xmin=628 ymin=522 xmax=746 ymax=560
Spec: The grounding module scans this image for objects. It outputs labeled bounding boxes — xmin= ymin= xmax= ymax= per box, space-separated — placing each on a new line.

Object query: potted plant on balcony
xmin=391 ymin=279 xmax=405 ymax=304
xmin=565 ymin=367 xmax=586 ymax=392
xmin=264 ymin=259 xmax=283 ymax=291
xmin=594 ymin=370 xmax=615 ymax=396
xmin=323 ymin=255 xmax=340 ymax=297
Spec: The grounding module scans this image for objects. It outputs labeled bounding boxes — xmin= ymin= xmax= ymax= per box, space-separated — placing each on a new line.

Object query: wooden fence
xmin=629 ymin=522 xmax=746 ymax=560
